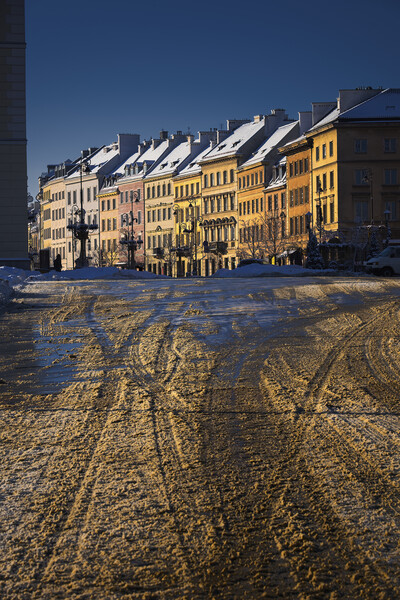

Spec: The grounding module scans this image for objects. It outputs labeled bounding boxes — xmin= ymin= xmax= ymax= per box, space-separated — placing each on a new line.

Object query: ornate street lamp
xmin=67 ymin=161 xmax=98 ymax=268
xmin=120 ymin=191 xmax=142 ymax=269
xmin=362 ymin=169 xmax=374 ymax=223
xmin=316 ymin=179 xmax=323 ymax=244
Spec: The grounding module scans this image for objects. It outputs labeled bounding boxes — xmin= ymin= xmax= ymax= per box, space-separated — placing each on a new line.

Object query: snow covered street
xmin=1 ymin=275 xmax=400 ymax=598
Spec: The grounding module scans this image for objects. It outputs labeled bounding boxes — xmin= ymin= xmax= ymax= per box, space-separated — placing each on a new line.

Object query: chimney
xmin=253 ymin=115 xmax=264 ymax=123
xmin=160 ymin=130 xmax=168 ymax=140
xmin=298 ymin=111 xmax=312 ymax=135
xmin=81 ymin=150 xmax=89 ymax=158
xmin=312 ymin=102 xmax=337 ymax=126
xmin=338 ymin=88 xmax=381 ymax=113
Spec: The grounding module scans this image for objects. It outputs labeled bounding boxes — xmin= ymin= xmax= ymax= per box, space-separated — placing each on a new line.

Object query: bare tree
xmin=239 ymin=211 xmax=286 ymax=261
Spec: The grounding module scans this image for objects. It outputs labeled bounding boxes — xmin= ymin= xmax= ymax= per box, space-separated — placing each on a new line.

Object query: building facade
xmin=0 ymin=0 xmax=28 ymax=267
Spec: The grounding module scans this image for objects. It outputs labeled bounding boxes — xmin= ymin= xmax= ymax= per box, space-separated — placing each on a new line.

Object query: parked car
xmin=237 ymin=259 xmax=269 ymax=268
xmin=366 ymin=245 xmax=400 ymax=276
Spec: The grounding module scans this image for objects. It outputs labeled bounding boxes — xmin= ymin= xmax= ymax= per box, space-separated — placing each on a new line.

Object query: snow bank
xmin=0 ymin=266 xmax=168 ymax=310
xmin=28 ymin=266 xmax=168 ymax=282
xmin=0 ymin=267 xmax=31 ymax=306
xmin=212 ymin=264 xmax=312 ymax=278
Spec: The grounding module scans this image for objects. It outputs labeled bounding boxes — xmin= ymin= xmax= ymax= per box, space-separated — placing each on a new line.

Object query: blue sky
xmin=26 ymin=0 xmax=400 ymax=197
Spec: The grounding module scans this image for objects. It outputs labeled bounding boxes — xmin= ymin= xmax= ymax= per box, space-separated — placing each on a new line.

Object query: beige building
xmin=0 ymin=0 xmax=29 ymax=267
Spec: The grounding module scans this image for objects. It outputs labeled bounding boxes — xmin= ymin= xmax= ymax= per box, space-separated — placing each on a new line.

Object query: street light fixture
xmin=120 ymin=191 xmax=142 ymax=269
xmin=67 ymin=161 xmax=98 ymax=268
xmin=362 ymin=169 xmax=374 ymax=223
xmin=316 ymin=179 xmax=323 ymax=243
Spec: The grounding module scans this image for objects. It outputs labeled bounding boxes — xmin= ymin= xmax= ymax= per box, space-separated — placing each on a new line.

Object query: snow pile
xmin=0 ymin=267 xmax=31 ymax=305
xmin=212 ymin=264 xmax=312 ymax=278
xmin=0 ymin=266 xmax=168 ymax=310
xmin=28 ymin=267 xmax=168 ymax=282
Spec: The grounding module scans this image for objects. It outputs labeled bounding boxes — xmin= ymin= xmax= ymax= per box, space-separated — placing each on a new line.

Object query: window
xmin=330 ymin=171 xmax=334 ymax=189
xmin=224 ymin=196 xmax=228 ymax=211
xmin=294 ymin=162 xmax=298 ymax=176
xmin=385 ymin=200 xmax=397 ymax=220
xmin=384 ymin=138 xmax=397 ymax=153
xmin=329 ymin=141 xmax=333 ymax=157
xmin=223 ymin=171 xmax=227 ymax=184
xmin=281 ymin=193 xmax=286 ymax=209
xmin=355 ymin=169 xmax=369 ymax=185
xmin=289 ymin=163 xmax=293 ymax=177
xmin=305 ymin=186 xmax=309 ymax=204
xmin=73 ymin=191 xmax=77 ymax=204
xmin=330 ymin=203 xmax=334 ymax=223
xmin=112 ymin=198 xmax=116 ymax=209
xmin=230 ymin=169 xmax=234 ymax=182
xmin=384 ymin=169 xmax=398 ymax=185
xmin=354 ymin=139 xmax=367 ymax=153
xmin=67 ymin=192 xmax=71 ymax=205
xmin=294 ymin=189 xmax=298 ymax=205
xmin=322 ymin=144 xmax=326 ymax=159
xmin=204 ymin=174 xmax=208 ymax=188
xmin=355 ymin=201 xmax=369 ymax=223
xmin=304 ymin=157 xmax=309 ymax=172
xmin=315 ymin=146 xmax=320 ymax=161
xmin=322 ymin=173 xmax=327 ymax=190
xmin=290 ymin=190 xmax=294 ymax=207
xmin=210 ymin=173 xmax=214 ymax=187
xmin=216 ymin=172 xmax=221 ymax=185
xmin=87 ymin=188 xmax=91 ymax=202
xmin=268 ymin=195 xmax=272 ymax=211
xmin=113 ymin=218 xmax=117 ymax=230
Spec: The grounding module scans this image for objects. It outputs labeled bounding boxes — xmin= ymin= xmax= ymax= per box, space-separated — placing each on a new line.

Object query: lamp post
xmin=67 ymin=161 xmax=98 ymax=268
xmin=173 ymin=204 xmax=183 ymax=277
xmin=121 ymin=191 xmax=142 ymax=269
xmin=362 ymin=169 xmax=374 ymax=224
xmin=184 ymin=200 xmax=203 ymax=276
xmin=384 ymin=208 xmax=391 ymax=246
xmin=316 ymin=179 xmax=323 ymax=244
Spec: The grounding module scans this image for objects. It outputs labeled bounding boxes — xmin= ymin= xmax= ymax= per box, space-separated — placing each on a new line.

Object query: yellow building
xmin=237 ymin=120 xmax=298 ymax=261
xmin=304 ymin=88 xmax=400 ymax=262
xmin=98 ymin=177 xmax=119 ymax=266
xmin=144 ymin=133 xmax=215 ymax=275
xmin=172 ymin=144 xmax=213 ymax=276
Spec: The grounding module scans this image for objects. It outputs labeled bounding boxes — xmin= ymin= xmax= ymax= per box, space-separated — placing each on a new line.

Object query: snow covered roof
xmin=66 ymin=144 xmax=120 ymax=178
xmin=114 ymin=151 xmax=141 ymax=175
xmin=145 ymin=140 xmax=197 ymax=179
xmin=200 ymin=119 xmax=266 ymax=162
xmin=308 ymin=89 xmax=400 ymax=133
xmin=241 ymin=121 xmax=299 ymax=168
xmin=174 ymin=144 xmax=215 ymax=178
xmin=338 ymin=88 xmax=400 ymax=120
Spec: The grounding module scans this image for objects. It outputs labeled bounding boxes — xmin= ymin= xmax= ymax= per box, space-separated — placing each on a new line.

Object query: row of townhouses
xmin=30 ymin=87 xmax=400 ymax=275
